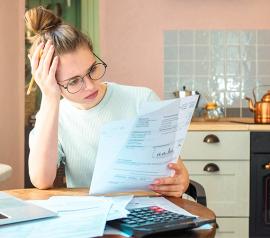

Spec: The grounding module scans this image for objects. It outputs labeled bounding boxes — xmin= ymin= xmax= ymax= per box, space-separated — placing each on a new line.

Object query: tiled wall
xmin=164 ymin=30 xmax=270 ymax=117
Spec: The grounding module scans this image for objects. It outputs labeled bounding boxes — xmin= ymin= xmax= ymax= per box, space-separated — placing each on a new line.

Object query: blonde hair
xmin=25 ymin=6 xmax=93 ymax=56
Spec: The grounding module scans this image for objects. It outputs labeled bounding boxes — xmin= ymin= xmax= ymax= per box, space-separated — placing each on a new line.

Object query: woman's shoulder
xmin=108 ymin=82 xmax=159 ymax=102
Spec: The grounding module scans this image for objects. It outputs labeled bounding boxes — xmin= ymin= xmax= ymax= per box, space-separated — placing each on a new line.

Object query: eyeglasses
xmin=57 ymin=53 xmax=107 ymax=94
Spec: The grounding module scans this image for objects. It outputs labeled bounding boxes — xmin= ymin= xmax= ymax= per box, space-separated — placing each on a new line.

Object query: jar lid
xmin=205 ymin=102 xmax=217 ymax=110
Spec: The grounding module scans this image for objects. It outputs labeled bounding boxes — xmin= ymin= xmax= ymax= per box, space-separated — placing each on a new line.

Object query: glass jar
xmin=201 ymin=102 xmax=225 ymax=121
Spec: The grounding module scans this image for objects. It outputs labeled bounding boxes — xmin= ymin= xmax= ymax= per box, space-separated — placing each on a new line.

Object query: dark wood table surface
xmin=5 ymin=188 xmax=216 ymax=238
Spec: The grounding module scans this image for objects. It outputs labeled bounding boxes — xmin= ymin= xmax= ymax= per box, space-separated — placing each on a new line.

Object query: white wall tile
xmin=164 ymin=30 xmax=270 ymax=113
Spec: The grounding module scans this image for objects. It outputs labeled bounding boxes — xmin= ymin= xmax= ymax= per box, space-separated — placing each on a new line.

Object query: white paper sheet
xmin=0 ymin=197 xmax=112 ymax=238
xmin=103 ymin=195 xmax=133 ymax=221
xmin=29 ymin=195 xmax=112 ymax=212
xmin=104 ymin=225 xmax=131 ymax=237
xmin=90 ymin=96 xmax=198 ymax=195
xmin=126 ymin=196 xmax=195 ymax=217
xmin=43 ymin=195 xmax=133 ymax=221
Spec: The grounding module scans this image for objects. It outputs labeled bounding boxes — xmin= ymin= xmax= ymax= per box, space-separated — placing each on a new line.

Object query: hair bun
xmin=25 ymin=6 xmax=62 ymax=35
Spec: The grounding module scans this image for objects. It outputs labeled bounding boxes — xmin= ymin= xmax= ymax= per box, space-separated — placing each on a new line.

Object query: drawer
xmin=215 ymin=217 xmax=248 ymax=238
xmin=181 ymin=131 xmax=250 ymax=160
xmin=184 ymin=160 xmax=249 ymax=216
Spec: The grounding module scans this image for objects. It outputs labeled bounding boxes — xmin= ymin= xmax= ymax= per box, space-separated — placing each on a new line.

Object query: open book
xmin=90 ymin=95 xmax=198 ymax=195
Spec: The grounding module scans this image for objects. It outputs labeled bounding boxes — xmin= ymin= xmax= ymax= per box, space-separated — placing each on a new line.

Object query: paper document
xmin=29 ymin=195 xmax=133 ymax=221
xmin=90 ymin=96 xmax=198 ymax=194
xmin=104 ymin=195 xmax=133 ymax=221
xmin=0 ymin=196 xmax=112 ymax=238
xmin=127 ymin=196 xmax=195 ymax=217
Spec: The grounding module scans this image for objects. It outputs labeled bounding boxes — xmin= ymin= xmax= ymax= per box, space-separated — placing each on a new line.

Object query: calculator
xmin=108 ymin=206 xmax=215 ymax=238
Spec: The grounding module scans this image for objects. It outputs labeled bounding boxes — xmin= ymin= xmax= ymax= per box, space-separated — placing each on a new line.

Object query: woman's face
xmin=56 ymin=46 xmax=106 ymax=110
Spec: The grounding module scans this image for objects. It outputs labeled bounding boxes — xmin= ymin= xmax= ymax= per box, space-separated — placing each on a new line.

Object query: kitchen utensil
xmin=245 ymin=85 xmax=270 ymax=124
xmin=173 ymin=86 xmax=200 ymax=107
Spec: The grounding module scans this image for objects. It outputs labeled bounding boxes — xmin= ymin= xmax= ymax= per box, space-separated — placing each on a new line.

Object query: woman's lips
xmin=84 ymin=90 xmax=98 ymax=100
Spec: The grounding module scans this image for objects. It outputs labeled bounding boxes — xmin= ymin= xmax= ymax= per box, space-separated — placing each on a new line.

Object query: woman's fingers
xmin=150 ymin=183 xmax=184 ymax=197
xmin=38 ymin=40 xmax=52 ymax=69
xmin=48 ymin=56 xmax=59 ymax=78
xmin=42 ymin=45 xmax=55 ymax=76
xmin=31 ymin=42 xmax=44 ymax=72
xmin=153 ymin=190 xmax=182 ymax=198
xmin=28 ymin=40 xmax=60 ymax=98
xmin=153 ymin=176 xmax=181 ymax=185
xmin=149 ymin=184 xmax=183 ymax=192
xmin=168 ymin=163 xmax=182 ymax=175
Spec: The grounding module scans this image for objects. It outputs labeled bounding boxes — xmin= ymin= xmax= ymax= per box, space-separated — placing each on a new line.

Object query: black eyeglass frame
xmin=57 ymin=53 xmax=107 ymax=94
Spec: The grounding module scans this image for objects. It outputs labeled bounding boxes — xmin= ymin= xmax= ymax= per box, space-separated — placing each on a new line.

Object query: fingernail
xmin=168 ymin=164 xmax=173 ymax=168
xmin=154 ymin=180 xmax=160 ymax=185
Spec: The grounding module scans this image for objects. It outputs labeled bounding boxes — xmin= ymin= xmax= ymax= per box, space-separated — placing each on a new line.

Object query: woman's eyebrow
xmin=62 ymin=60 xmax=97 ymax=82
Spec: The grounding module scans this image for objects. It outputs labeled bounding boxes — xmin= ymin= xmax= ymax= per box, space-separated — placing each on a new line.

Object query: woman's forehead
xmin=56 ymin=47 xmax=94 ymax=81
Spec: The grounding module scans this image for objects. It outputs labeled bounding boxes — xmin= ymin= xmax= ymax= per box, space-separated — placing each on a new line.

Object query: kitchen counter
xmin=189 ymin=118 xmax=270 ymax=131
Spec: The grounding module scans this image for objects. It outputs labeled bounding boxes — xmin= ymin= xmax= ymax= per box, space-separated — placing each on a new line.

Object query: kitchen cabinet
xmin=181 ymin=131 xmax=250 ymax=238
xmin=250 ymin=131 xmax=270 ymax=238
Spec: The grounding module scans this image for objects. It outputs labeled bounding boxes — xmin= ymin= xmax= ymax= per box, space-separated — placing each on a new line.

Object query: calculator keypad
xmin=122 ymin=206 xmax=195 ymax=227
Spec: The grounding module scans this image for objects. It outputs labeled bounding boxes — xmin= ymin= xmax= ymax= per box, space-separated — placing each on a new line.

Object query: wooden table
xmin=5 ymin=188 xmax=216 ymax=238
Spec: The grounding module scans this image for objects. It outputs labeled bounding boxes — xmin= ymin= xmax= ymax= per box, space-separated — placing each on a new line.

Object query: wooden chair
xmin=185 ymin=180 xmax=207 ymax=206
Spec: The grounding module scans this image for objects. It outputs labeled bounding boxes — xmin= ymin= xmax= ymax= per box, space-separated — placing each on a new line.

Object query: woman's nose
xmin=83 ymin=75 xmax=95 ymax=90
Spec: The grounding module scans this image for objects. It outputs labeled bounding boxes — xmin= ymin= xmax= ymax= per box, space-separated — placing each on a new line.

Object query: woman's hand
xmin=149 ymin=160 xmax=189 ymax=197
xmin=29 ymin=40 xmax=60 ymax=100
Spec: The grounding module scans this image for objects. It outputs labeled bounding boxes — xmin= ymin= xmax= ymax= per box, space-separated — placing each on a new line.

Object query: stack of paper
xmin=0 ymin=195 xmax=212 ymax=238
xmin=0 ymin=195 xmax=132 ymax=238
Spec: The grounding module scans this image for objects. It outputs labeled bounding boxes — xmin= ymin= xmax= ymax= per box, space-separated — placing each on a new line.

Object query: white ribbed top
xmin=55 ymin=82 xmax=159 ymax=187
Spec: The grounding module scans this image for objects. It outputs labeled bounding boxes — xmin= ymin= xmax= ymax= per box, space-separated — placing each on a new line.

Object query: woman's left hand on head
xmin=149 ymin=161 xmax=189 ymax=197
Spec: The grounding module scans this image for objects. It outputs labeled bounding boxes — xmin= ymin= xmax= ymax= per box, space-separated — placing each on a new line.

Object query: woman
xmin=26 ymin=7 xmax=189 ymax=197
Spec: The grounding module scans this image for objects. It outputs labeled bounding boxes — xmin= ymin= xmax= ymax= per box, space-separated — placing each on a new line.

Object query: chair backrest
xmin=185 ymin=180 xmax=207 ymax=207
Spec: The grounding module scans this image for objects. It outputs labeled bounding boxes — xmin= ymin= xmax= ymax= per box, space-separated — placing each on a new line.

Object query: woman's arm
xmin=28 ymin=40 xmax=61 ymax=189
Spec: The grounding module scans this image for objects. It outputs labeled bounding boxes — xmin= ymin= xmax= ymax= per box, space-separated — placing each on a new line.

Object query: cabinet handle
xmin=203 ymin=134 xmax=220 ymax=143
xmin=203 ymin=163 xmax=220 ymax=172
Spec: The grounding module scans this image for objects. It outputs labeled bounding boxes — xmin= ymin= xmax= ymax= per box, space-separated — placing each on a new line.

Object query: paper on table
xmin=90 ymin=96 xmax=198 ymax=195
xmin=29 ymin=195 xmax=112 ymax=212
xmin=104 ymin=225 xmax=131 ymax=237
xmin=44 ymin=195 xmax=133 ymax=221
xmin=126 ymin=196 xmax=195 ymax=217
xmin=0 ymin=197 xmax=112 ymax=238
xmin=103 ymin=195 xmax=133 ymax=221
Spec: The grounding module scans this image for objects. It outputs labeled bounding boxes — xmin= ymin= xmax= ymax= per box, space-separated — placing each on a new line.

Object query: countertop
xmin=189 ymin=118 xmax=270 ymax=131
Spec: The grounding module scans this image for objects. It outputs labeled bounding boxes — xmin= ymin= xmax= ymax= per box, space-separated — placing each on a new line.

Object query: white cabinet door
xmin=215 ymin=218 xmax=249 ymax=238
xmin=184 ymin=160 xmax=249 ymax=216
